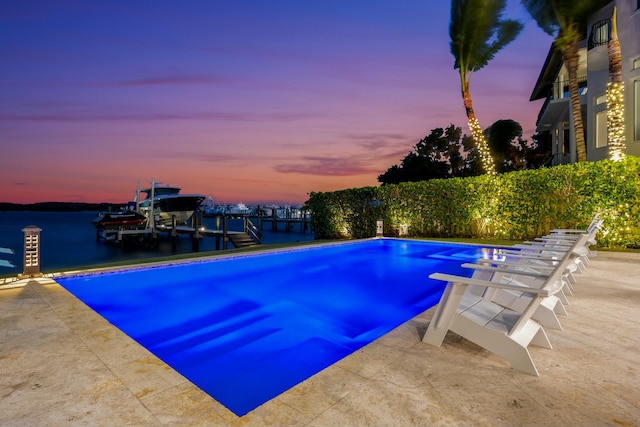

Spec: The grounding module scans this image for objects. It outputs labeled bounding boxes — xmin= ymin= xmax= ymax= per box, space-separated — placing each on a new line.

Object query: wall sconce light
xmin=399 ymin=223 xmax=408 ymax=236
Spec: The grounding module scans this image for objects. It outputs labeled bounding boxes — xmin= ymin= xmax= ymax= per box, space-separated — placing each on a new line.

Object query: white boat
xmin=135 ymin=181 xmax=206 ymax=227
xmin=208 ymin=203 xmax=251 ymax=216
xmin=227 ymin=203 xmax=250 ymax=215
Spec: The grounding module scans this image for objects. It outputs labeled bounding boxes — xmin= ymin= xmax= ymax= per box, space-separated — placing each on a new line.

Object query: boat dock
xmin=96 ymin=209 xmax=311 ymax=252
xmin=250 ymin=209 xmax=311 ymax=233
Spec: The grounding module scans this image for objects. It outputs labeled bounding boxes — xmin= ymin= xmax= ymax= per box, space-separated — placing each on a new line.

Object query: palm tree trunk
xmin=563 ymin=39 xmax=587 ymax=162
xmin=608 ymin=38 xmax=622 ymax=83
xmin=462 ymin=83 xmax=496 ymax=175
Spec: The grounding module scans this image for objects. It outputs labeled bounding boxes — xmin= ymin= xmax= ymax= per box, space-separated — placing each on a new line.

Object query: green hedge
xmin=304 ymin=156 xmax=640 ymax=247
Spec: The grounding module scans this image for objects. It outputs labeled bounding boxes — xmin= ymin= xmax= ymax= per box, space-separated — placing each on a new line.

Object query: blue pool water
xmin=57 ymin=238 xmax=491 ymax=416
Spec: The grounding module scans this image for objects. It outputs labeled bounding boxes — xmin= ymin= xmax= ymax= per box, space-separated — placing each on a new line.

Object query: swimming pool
xmin=57 ymin=238 xmax=492 ymax=416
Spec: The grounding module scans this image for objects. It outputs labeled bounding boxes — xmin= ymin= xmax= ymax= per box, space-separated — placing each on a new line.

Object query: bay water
xmin=0 ymin=211 xmax=314 ymax=275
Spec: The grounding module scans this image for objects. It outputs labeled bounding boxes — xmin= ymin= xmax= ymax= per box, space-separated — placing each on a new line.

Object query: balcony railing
xmin=588 ymin=18 xmax=610 ymax=50
xmin=536 ymin=77 xmax=588 ymax=126
xmin=551 ymin=77 xmax=588 ymax=100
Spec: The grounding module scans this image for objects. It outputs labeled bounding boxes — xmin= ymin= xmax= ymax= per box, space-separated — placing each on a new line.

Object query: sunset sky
xmin=1 ymin=1 xmax=553 ymax=206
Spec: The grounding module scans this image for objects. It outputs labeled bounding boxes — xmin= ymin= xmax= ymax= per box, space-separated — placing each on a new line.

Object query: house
xmin=530 ymin=0 xmax=640 ymax=165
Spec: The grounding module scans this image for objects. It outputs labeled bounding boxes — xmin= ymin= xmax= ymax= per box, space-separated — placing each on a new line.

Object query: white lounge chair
xmin=461 ymin=262 xmax=568 ymax=330
xmin=548 ymin=213 xmax=602 ymax=239
xmin=476 ymin=256 xmax=571 ymax=301
xmin=422 ymin=242 xmax=576 ymax=376
xmin=521 ymin=215 xmax=602 ymax=255
xmin=499 ymin=219 xmax=602 ymax=286
xmin=465 ymin=233 xmax=591 ymax=330
xmin=480 ymin=230 xmax=593 ymax=296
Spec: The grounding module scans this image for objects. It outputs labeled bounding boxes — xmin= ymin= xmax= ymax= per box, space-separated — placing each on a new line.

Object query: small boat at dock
xmin=91 ymin=209 xmax=148 ymax=230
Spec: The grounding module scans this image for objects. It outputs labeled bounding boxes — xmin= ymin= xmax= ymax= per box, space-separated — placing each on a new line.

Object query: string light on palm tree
xmin=468 ymin=116 xmax=496 ymax=175
xmin=607 ymin=81 xmax=625 ymax=161
xmin=607 ymin=6 xmax=626 ymax=162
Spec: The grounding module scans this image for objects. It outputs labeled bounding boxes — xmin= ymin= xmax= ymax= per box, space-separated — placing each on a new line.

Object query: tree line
xmin=378 ymin=121 xmax=551 ymax=185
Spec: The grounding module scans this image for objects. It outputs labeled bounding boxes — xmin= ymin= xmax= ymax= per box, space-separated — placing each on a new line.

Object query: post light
xmin=21 ymin=225 xmax=42 ymax=278
xmin=376 ymin=218 xmax=384 ymax=237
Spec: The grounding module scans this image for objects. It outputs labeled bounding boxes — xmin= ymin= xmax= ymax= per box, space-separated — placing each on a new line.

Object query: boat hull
xmin=92 ymin=210 xmax=147 ymax=230
xmin=142 ymin=195 xmax=206 ymax=226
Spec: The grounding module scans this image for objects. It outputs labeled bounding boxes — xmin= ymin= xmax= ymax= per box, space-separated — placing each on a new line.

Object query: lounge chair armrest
xmin=492 ymin=252 xmax=560 ymax=262
xmin=429 ymin=272 xmax=551 ymax=296
xmin=499 ymin=248 xmax=533 ymax=255
xmin=475 ymin=259 xmax=556 ymax=271
xmin=529 ymin=238 xmax=572 ymax=245
xmin=513 ymin=244 xmax=566 ymax=253
xmin=460 ymin=262 xmax=552 ymax=278
xmin=550 ymin=228 xmax=587 ymax=234
xmin=538 ymin=235 xmax=579 ymax=241
xmin=521 ymin=240 xmax=569 ymax=245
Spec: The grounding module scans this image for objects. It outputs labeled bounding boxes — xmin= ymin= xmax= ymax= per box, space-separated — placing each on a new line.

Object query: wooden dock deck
xmin=248 ymin=210 xmax=311 ymax=233
xmin=96 ymin=210 xmax=311 ymax=252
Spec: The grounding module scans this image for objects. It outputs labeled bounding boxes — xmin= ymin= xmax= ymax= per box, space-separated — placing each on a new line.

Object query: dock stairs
xmin=228 ymin=232 xmax=258 ymax=248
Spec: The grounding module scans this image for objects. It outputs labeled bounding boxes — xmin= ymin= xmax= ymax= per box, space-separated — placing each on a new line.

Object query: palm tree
xmin=450 ymin=0 xmax=523 ymax=175
xmin=521 ymin=0 xmax=610 ymax=162
xmin=607 ymin=6 xmax=625 ymax=161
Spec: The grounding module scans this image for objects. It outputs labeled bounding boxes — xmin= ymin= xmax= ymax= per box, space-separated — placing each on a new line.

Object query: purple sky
xmin=0 ymin=0 xmax=553 ymax=205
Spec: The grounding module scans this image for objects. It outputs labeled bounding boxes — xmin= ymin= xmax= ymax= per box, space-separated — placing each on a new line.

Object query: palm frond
xmin=450 ymin=0 xmax=523 ymax=73
xmin=520 ymin=0 xmax=557 ymax=35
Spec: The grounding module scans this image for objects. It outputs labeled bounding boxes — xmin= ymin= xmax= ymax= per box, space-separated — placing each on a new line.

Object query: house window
xmin=634 ymin=58 xmax=640 ymax=70
xmin=596 ymin=110 xmax=608 ymax=148
xmin=596 ymin=94 xmax=607 ymax=105
xmin=588 ymin=19 xmax=609 ymax=49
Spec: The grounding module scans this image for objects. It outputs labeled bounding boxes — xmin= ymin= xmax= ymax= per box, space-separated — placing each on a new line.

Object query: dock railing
xmin=250 ymin=207 xmax=311 ymax=234
xmin=244 ymin=217 xmax=262 ymax=244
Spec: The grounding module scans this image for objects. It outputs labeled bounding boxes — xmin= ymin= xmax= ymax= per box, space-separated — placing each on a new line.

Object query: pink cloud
xmin=274 ymin=155 xmax=382 ymax=177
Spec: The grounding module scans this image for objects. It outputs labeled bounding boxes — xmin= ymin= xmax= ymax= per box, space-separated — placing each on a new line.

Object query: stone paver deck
xmin=1 ymin=251 xmax=639 ymax=426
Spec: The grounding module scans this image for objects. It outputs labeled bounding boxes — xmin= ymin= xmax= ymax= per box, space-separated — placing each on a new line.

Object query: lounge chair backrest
xmin=423 ymin=232 xmax=592 ymax=375
xmin=541 ymin=233 xmax=589 ymax=284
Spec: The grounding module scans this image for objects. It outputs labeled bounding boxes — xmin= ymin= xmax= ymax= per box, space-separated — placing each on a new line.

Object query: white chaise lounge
xmin=422 ymin=239 xmax=579 ymax=376
xmin=468 ymin=233 xmax=593 ymax=330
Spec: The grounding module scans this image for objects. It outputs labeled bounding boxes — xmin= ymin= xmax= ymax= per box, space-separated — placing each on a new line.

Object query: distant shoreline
xmin=0 ymin=202 xmax=122 ymax=212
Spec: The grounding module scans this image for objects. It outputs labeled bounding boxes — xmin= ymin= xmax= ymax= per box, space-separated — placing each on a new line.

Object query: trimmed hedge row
xmin=304 ymin=156 xmax=640 ymax=247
